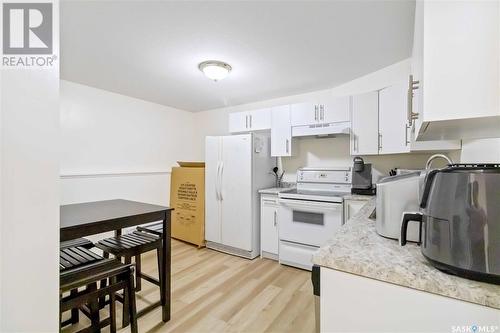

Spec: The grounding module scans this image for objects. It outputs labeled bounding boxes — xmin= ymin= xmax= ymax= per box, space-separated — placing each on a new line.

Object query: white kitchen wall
xmin=192 ymin=58 xmax=460 ymax=179
xmin=60 ymin=80 xmax=197 ymax=206
xmin=1 ymin=4 xmax=60 ymax=331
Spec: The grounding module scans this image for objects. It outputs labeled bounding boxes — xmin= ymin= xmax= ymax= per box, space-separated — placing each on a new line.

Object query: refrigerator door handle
xmin=219 ymin=162 xmax=224 ymax=200
xmin=216 ymin=162 xmax=221 ymax=201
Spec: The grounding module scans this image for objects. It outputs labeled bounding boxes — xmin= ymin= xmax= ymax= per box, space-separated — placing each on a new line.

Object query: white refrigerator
xmin=205 ymin=133 xmax=275 ymax=259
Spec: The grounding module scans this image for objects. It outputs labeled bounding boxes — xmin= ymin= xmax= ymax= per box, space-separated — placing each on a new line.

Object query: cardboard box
xmin=170 ymin=161 xmax=205 ymax=247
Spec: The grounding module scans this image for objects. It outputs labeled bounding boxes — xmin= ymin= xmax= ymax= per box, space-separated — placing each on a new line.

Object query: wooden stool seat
xmin=60 ymin=237 xmax=94 ymax=250
xmin=96 ymin=231 xmax=161 ymax=256
xmin=60 ymin=246 xmax=102 ymax=271
xmin=136 ymin=221 xmax=163 ymax=236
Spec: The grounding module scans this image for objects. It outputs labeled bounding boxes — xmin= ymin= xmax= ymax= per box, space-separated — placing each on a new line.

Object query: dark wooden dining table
xmin=60 ymin=199 xmax=173 ymax=322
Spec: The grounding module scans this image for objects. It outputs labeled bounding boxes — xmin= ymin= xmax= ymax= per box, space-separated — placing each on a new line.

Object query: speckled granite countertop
xmin=312 ymin=198 xmax=500 ymax=310
xmin=342 ymin=194 xmax=375 ymax=201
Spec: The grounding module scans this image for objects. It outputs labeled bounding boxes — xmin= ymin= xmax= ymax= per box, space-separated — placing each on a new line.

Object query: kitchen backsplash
xmin=280 ymin=136 xmax=461 ymax=183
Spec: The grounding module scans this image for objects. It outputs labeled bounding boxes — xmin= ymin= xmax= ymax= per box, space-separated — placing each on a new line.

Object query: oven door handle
xmin=279 ymin=198 xmax=342 ymax=210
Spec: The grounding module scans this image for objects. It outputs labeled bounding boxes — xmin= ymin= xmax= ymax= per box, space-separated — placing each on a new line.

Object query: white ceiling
xmin=60 ymin=1 xmax=415 ymax=112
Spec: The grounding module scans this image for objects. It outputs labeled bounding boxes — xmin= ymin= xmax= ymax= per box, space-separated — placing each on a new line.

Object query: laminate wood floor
xmin=62 ymin=239 xmax=315 ymax=333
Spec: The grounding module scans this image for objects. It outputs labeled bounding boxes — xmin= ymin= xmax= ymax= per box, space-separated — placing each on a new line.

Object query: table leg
xmin=161 ymin=211 xmax=171 ymax=322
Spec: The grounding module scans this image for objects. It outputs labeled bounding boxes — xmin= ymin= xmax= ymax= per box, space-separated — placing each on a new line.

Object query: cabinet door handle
xmin=405 ymin=125 xmax=410 ymax=146
xmin=245 ymin=115 xmax=248 ymax=129
xmin=320 ymin=104 xmax=324 ymax=121
xmin=407 ymin=75 xmax=420 ymax=126
xmin=250 ymin=115 xmax=252 ymax=128
xmin=286 ymin=139 xmax=290 ymax=154
xmin=378 ymin=133 xmax=382 ymax=151
xmin=273 ymin=211 xmax=277 ymax=227
xmin=314 ymin=105 xmax=318 ymax=121
xmin=352 ymin=134 xmax=357 ymax=152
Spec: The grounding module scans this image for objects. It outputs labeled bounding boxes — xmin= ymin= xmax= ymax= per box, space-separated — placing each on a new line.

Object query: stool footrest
xmin=138 ymin=272 xmax=160 ymax=286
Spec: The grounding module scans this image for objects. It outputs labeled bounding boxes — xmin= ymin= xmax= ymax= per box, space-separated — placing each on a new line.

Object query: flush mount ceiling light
xmin=198 ymin=60 xmax=232 ymax=81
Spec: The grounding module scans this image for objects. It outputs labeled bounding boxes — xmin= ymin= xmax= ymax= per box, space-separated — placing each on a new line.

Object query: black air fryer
xmin=401 ymin=163 xmax=500 ymax=284
xmin=351 ymin=157 xmax=375 ymax=195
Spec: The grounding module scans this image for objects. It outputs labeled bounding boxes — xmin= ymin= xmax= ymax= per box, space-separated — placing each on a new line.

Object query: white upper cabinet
xmin=412 ymin=0 xmax=500 ymax=140
xmin=290 ymin=102 xmax=318 ymax=126
xmin=249 ymin=109 xmax=272 ymax=131
xmin=228 ymin=112 xmax=249 ymax=133
xmin=290 ymin=95 xmax=350 ymax=127
xmin=321 ymin=95 xmax=350 ymax=123
xmin=271 ymin=105 xmax=294 ymax=157
xmin=411 ymin=0 xmax=424 ymax=137
xmin=351 ymin=92 xmax=379 ymax=155
xmin=228 ymin=108 xmax=271 ymax=133
xmin=380 ymin=81 xmax=461 ymax=153
xmin=379 ymin=83 xmax=410 ymax=154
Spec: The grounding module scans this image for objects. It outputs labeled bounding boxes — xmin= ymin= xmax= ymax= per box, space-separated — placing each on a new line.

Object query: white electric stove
xmin=277 ymin=167 xmax=352 ymax=270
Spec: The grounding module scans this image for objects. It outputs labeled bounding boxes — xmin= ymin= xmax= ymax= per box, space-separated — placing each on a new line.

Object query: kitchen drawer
xmin=279 ymin=240 xmax=317 ymax=271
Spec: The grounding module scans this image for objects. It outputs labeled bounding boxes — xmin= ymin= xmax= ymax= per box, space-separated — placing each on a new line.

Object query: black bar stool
xmin=60 ymin=246 xmax=138 ymax=333
xmin=136 ymin=221 xmax=163 ymax=237
xmin=59 ymin=239 xmax=95 ymax=325
xmin=96 ymin=231 xmax=163 ymax=327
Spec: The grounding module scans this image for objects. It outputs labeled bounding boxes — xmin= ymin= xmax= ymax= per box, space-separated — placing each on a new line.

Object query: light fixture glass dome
xmin=198 ymin=60 xmax=232 ymax=81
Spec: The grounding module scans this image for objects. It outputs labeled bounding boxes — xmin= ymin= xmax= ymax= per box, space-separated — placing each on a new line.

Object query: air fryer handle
xmin=420 ymin=169 xmax=439 ymax=209
xmin=400 ymin=213 xmax=423 ymax=246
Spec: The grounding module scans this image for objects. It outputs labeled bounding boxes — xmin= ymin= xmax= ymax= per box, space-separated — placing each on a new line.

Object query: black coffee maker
xmin=351 ymin=157 xmax=376 ymax=195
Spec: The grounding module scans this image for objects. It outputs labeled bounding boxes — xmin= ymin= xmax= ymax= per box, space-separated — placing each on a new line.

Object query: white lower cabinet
xmin=260 ymin=194 xmax=279 ymax=260
xmin=343 ymin=199 xmax=367 ymax=224
xmin=321 ymin=268 xmax=500 ymax=333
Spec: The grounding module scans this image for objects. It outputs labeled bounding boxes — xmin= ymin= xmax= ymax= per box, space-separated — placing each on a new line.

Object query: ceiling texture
xmin=60 ymin=1 xmax=415 ymax=112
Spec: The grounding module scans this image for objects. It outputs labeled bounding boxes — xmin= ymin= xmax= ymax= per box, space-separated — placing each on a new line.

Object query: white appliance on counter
xmin=205 ymin=133 xmax=275 ymax=259
xmin=278 ymin=167 xmax=352 ymax=270
xmin=376 ymin=172 xmax=421 ymax=242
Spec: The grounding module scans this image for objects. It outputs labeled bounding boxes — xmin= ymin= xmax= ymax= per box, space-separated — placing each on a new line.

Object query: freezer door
xmin=221 ymin=134 xmax=253 ymax=251
xmin=205 ymin=136 xmax=222 ymax=243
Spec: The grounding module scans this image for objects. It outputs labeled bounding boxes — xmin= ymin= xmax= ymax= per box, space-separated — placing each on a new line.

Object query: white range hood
xmin=291 ymin=121 xmax=351 ymax=138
